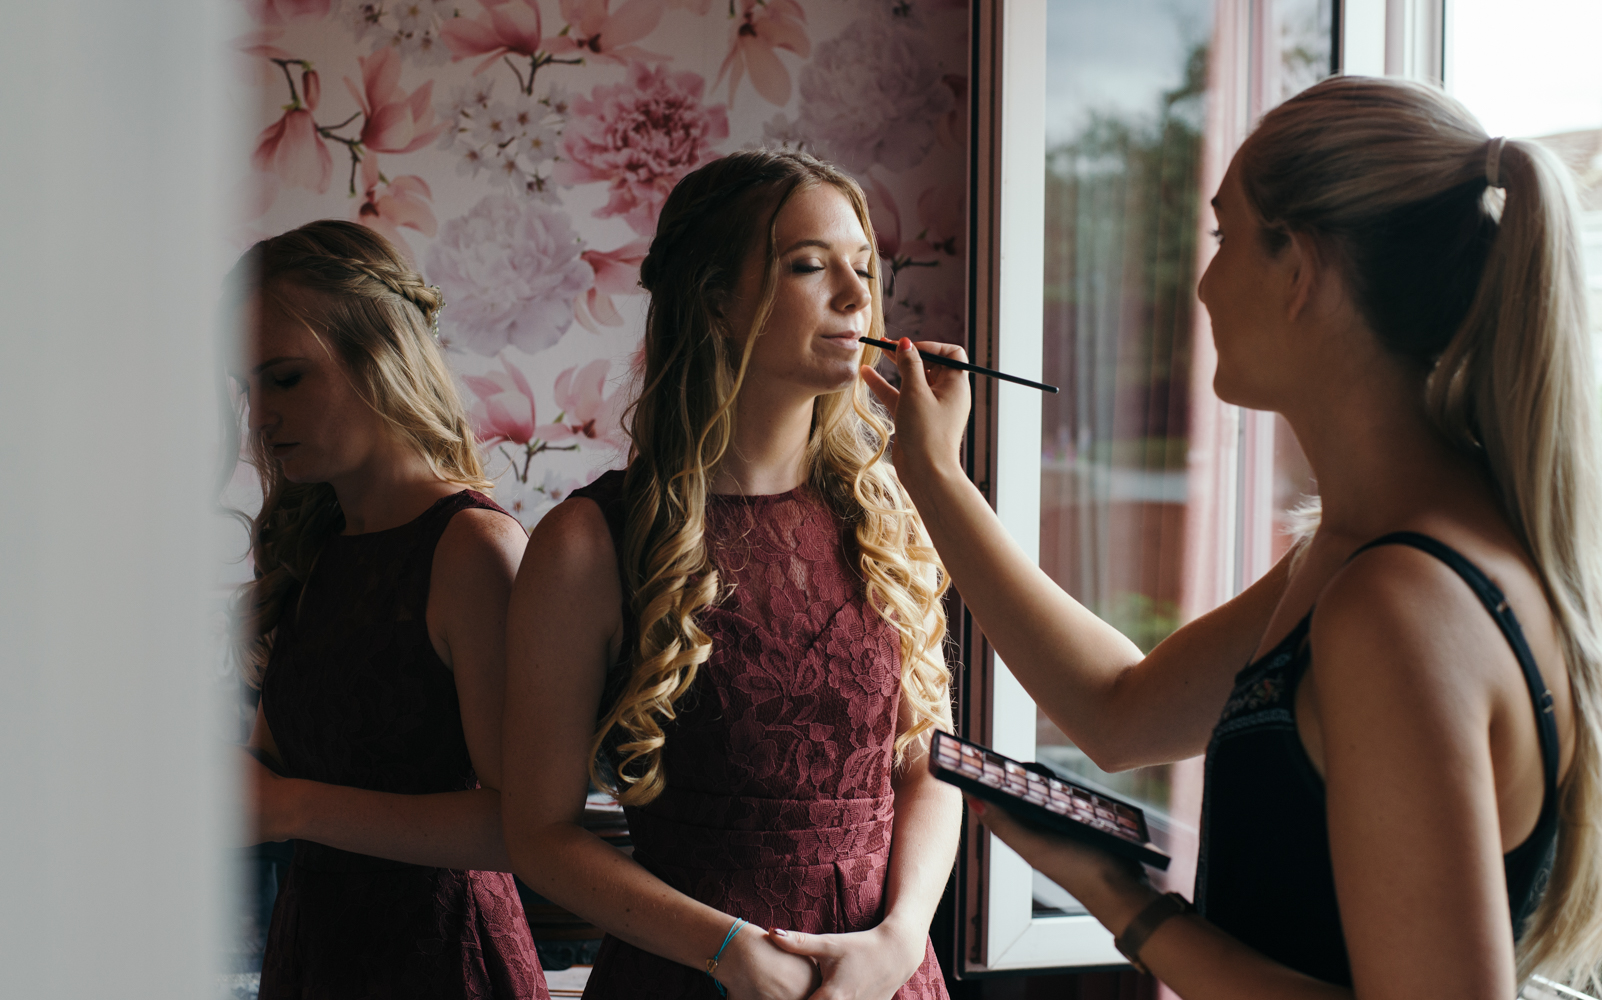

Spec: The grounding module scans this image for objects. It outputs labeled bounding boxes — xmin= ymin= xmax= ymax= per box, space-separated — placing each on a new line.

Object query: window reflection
xmin=1033 ymin=0 xmax=1331 ymax=917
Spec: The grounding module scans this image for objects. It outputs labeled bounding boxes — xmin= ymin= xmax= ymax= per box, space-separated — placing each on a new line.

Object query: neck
xmin=326 ymin=436 xmax=459 ymax=534
xmin=1280 ymin=357 xmax=1495 ymax=546
xmin=709 ymin=385 xmax=817 ymax=496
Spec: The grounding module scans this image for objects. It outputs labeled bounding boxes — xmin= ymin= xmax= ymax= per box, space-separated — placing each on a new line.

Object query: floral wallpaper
xmin=234 ymin=0 xmax=969 ymax=528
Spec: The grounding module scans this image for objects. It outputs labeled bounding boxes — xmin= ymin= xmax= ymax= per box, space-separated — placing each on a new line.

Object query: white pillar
xmin=0 ymin=2 xmax=235 ymax=997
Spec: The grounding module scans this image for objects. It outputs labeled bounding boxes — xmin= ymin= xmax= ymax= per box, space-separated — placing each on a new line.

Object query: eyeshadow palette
xmin=929 ymin=730 xmax=1170 ymax=870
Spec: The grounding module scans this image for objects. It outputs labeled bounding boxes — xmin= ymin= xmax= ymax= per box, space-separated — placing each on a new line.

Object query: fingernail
xmin=771 ymin=928 xmax=789 ymax=938
xmin=898 ymin=337 xmax=913 ymax=352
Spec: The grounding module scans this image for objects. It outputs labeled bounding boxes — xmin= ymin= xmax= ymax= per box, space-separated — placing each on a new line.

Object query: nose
xmin=245 ymin=382 xmax=278 ymax=437
xmin=834 ymin=263 xmax=872 ymax=315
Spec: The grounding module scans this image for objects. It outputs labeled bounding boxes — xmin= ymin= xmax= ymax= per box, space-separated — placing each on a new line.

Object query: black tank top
xmin=1195 ymin=532 xmax=1560 ymax=986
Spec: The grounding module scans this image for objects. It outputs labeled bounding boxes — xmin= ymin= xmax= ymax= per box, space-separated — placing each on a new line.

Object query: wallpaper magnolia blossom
xmin=235 ymin=0 xmax=969 ymax=528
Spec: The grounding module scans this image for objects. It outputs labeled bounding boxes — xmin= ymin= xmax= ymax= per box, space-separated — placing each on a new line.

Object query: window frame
xmin=949 ymin=0 xmax=1434 ymax=977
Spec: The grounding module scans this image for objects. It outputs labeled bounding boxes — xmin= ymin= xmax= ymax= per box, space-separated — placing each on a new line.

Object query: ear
xmin=1282 ymin=228 xmax=1325 ymax=323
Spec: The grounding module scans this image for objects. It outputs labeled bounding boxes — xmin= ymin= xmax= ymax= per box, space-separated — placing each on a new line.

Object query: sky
xmin=1044 ymin=0 xmax=1215 ymax=146
xmin=1449 ymin=0 xmax=1602 ymax=139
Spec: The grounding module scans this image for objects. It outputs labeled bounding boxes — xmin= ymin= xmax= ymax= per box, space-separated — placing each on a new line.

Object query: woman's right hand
xmin=713 ymin=925 xmax=820 ymax=1000
xmin=860 ymin=338 xmax=972 ymax=493
xmin=241 ymin=747 xmax=298 ymax=845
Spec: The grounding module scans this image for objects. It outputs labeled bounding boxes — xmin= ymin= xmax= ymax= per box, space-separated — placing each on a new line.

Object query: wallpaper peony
xmin=235 ymin=0 xmax=969 ymax=528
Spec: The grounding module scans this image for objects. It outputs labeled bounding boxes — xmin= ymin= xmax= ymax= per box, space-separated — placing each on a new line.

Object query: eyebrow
xmin=251 ymin=355 xmax=307 ymax=374
xmin=781 ymin=238 xmax=874 ymax=255
xmin=1210 ymin=196 xmax=1220 ymax=210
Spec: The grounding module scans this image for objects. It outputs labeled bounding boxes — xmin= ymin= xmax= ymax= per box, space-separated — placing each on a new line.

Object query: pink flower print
xmin=864 ymin=174 xmax=903 ymax=259
xmin=355 ymin=174 xmax=437 ymax=252
xmin=252 ymin=68 xmax=332 ymax=194
xmin=574 ymin=239 xmax=649 ymax=332
xmin=917 ymin=182 xmax=966 ymax=257
xmin=245 ymin=0 xmax=331 ymax=25
xmin=936 ymin=74 xmax=968 ymax=150
xmin=715 ymin=0 xmax=809 ymax=107
xmin=233 ymin=28 xmax=290 ymax=61
xmin=439 ymin=0 xmax=544 ymax=74
xmin=667 ymin=0 xmax=711 ymax=11
xmin=462 ymin=357 xmax=571 ymax=447
xmin=547 ymin=0 xmax=671 ymax=65
xmin=344 ymin=47 xmax=447 ymax=155
xmin=552 ymin=359 xmax=628 ymax=449
xmin=554 ymin=62 xmax=729 ymax=236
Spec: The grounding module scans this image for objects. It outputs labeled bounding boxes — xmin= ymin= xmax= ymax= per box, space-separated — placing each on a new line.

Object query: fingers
xmin=859 ymin=365 xmax=900 ymax=415
xmin=767 ymin=927 xmax=834 ymax=959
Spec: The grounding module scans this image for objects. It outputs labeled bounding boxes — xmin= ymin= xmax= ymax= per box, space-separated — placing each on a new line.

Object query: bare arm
xmin=972 ymin=547 xmax=1526 ymax=999
xmin=501 ymin=498 xmax=817 ymax=1000
xmin=241 ymin=509 xmax=525 ymax=872
xmin=864 ymin=341 xmax=1290 ymax=768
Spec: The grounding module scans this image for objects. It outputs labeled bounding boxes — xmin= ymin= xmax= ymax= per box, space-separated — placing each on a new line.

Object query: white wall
xmin=0 ymin=2 xmax=235 ymax=997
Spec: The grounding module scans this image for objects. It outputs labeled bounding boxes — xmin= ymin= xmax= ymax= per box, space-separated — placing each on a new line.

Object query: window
xmin=1446 ymin=0 xmax=1602 ymax=372
xmin=955 ymin=0 xmax=1350 ymax=976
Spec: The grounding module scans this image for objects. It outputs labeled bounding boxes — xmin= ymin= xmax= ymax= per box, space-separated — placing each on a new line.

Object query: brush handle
xmin=859 ymin=337 xmax=1059 ymax=393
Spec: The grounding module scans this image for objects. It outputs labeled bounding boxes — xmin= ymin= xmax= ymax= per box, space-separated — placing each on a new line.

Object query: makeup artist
xmin=860 ymin=77 xmax=1601 ymax=997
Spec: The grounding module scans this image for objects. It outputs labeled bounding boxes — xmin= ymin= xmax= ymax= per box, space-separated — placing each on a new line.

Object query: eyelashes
xmin=788 ymin=262 xmax=876 ymax=280
xmin=1209 ymin=229 xmax=1224 ymax=245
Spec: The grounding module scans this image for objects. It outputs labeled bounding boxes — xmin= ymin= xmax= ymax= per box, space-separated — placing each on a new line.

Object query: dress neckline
xmin=709 ymin=485 xmax=808 ymax=504
xmin=333 ymin=489 xmax=469 ymax=539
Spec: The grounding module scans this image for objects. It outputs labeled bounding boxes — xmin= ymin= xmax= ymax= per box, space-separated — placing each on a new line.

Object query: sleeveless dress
xmin=258 ymin=490 xmax=549 ymax=1000
xmin=1196 ymin=532 xmax=1560 ymax=985
xmin=571 ymin=470 xmax=949 ymax=1000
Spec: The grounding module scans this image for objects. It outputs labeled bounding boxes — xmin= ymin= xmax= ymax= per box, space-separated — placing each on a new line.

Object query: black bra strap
xmin=1351 ymin=532 xmax=1560 ymax=810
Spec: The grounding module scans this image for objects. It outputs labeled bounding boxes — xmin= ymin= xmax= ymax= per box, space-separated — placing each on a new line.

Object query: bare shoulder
xmin=1310 ymin=542 xmax=1506 ymax=711
xmin=515 ymin=495 xmax=621 ymax=598
xmin=434 ymin=505 xmax=527 ymax=586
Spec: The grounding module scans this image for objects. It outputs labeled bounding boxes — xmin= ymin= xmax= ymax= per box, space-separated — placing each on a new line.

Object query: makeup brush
xmin=859 ymin=337 xmax=1059 ymax=393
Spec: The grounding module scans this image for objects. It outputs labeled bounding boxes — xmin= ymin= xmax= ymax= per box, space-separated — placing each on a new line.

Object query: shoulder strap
xmin=1351 ymin=532 xmax=1560 ymax=809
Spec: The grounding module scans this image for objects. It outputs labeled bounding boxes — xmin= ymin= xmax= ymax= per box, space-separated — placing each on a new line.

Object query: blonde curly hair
xmin=588 ymin=150 xmax=952 ymax=806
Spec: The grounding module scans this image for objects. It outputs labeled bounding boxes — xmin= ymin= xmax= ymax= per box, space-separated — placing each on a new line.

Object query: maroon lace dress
xmin=258 ymin=490 xmax=548 ymax=1000
xmin=572 ymin=471 xmax=949 ymax=1000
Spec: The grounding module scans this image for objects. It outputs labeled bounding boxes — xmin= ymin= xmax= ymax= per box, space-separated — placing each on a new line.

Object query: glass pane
xmin=1035 ymin=0 xmax=1331 ymax=917
xmin=1448 ymin=0 xmax=1602 ymax=371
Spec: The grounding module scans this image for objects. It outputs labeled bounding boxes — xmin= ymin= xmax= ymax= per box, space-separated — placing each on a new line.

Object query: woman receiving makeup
xmin=232 ymin=220 xmax=547 ymax=999
xmin=501 ymin=150 xmax=961 ymax=1000
xmin=865 ymin=76 xmax=1602 ymax=997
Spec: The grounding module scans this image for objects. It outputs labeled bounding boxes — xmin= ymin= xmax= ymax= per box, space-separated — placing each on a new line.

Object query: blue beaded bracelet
xmin=705 ymin=917 xmax=748 ymax=997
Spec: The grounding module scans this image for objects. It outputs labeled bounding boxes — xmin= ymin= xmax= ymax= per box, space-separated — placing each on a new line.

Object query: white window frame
xmin=951 ymin=0 xmax=1436 ymax=977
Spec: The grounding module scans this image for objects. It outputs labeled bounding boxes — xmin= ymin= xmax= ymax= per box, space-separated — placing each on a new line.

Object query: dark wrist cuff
xmin=1113 ymin=891 xmax=1193 ymax=975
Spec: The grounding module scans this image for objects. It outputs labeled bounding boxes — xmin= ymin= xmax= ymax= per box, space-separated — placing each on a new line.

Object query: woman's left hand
xmin=967 ymin=796 xmax=1158 ymax=938
xmin=766 ymin=921 xmax=926 ymax=1000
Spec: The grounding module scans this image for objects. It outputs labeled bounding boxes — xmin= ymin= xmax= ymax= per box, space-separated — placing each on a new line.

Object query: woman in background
xmin=232 ymin=220 xmax=547 ymax=999
xmin=870 ymin=77 xmax=1601 ymax=997
xmin=501 ymin=150 xmax=961 ymax=999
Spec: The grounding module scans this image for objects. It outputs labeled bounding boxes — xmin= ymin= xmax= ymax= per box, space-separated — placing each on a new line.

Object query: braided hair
xmin=226 ymin=219 xmax=490 ymax=687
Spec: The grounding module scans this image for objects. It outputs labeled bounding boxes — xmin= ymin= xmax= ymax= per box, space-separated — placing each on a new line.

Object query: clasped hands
xmin=715 ymin=918 xmax=928 ymax=1000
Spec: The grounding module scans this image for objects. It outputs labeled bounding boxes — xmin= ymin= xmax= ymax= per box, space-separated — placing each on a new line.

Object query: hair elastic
xmin=1485 ymin=136 xmax=1507 ymax=189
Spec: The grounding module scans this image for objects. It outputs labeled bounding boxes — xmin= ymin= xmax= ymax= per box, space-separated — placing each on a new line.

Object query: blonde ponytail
xmin=1242 ymin=77 xmax=1602 ymax=989
xmin=1429 ymin=137 xmax=1602 ymax=990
